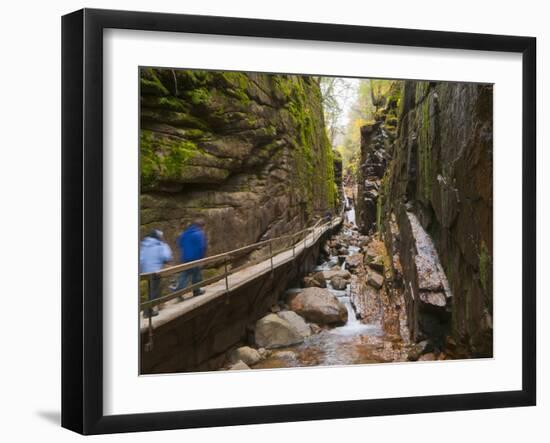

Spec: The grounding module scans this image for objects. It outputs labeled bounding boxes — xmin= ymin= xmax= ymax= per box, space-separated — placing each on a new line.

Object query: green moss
xmin=157 ymin=96 xmax=186 ymax=111
xmin=140 ymin=130 xmax=158 ymax=188
xmin=185 ymin=128 xmax=207 ymax=139
xmin=479 ymin=241 xmax=491 ymax=292
xmin=141 ymin=108 xmax=209 ymax=130
xmin=163 ymin=140 xmax=199 ymax=179
xmin=140 ymin=68 xmax=170 ymax=96
xmin=219 ymin=72 xmax=251 ymax=105
xmin=140 ymin=129 xmax=199 ymax=187
xmin=376 ymin=192 xmax=383 ymax=235
xmin=187 ymin=87 xmax=211 ymax=106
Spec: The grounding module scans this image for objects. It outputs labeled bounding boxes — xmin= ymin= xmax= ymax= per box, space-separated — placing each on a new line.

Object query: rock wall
xmin=356 ymin=82 xmax=400 ymax=234
xmin=360 ymin=80 xmax=493 ymax=357
xmin=140 ymin=68 xmax=338 ymax=258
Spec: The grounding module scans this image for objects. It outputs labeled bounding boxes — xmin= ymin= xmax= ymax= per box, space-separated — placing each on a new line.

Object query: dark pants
xmin=144 ymin=276 xmax=161 ymax=318
xmin=177 ymin=267 xmax=203 ymax=297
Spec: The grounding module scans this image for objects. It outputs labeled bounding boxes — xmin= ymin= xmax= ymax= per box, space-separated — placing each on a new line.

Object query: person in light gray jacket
xmin=139 ymin=229 xmax=172 ymax=318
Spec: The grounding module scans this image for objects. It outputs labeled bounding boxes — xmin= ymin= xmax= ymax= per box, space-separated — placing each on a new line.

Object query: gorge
xmin=139 ymin=69 xmax=493 ymax=373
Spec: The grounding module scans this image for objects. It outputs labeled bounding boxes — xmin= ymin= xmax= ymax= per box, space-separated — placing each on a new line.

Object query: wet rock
xmin=229 ymin=360 xmax=251 ymax=370
xmin=346 ymin=253 xmax=363 ymax=271
xmin=258 ymin=347 xmax=271 ymax=359
xmin=254 ymin=313 xmax=304 ymax=349
xmin=338 ymin=247 xmax=349 ymax=255
xmin=309 ymin=323 xmax=322 ymax=334
xmin=229 ymin=346 xmax=262 ymax=365
xmin=367 ymin=270 xmax=384 ymax=289
xmin=303 ymin=276 xmax=323 ymax=288
xmin=418 ymin=353 xmax=437 ymax=361
xmin=288 ymin=287 xmax=348 ymax=325
xmin=321 ymin=269 xmax=352 ymax=280
xmin=407 ymin=340 xmax=432 ymax=361
xmin=419 ymin=292 xmax=447 ymax=310
xmin=363 ymin=244 xmax=378 ymax=263
xmin=303 ymin=271 xmax=328 ymax=288
xmin=274 ymin=351 xmax=297 ymax=360
xmin=277 ymin=311 xmax=311 ymax=338
xmin=330 ymin=275 xmax=348 ymax=290
xmin=366 ymin=255 xmax=385 ymax=273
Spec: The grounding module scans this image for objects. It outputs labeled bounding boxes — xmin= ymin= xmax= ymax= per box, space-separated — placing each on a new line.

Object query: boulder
xmin=312 ymin=271 xmax=328 ymax=286
xmin=407 ymin=340 xmax=432 ymax=361
xmin=288 ymin=287 xmax=348 ymax=325
xmin=229 ymin=346 xmax=262 ymax=366
xmin=366 ymin=255 xmax=385 ymax=273
xmin=321 ymin=269 xmax=352 ymax=281
xmin=254 ymin=313 xmax=304 ymax=349
xmin=258 ymin=347 xmax=271 ymax=359
xmin=367 ymin=270 xmax=384 ymax=289
xmin=274 ymin=350 xmax=297 ymax=360
xmin=303 ymin=276 xmax=320 ymax=288
xmin=418 ymin=352 xmax=437 ymax=361
xmin=303 ymin=271 xmax=326 ymax=288
xmin=229 ymin=360 xmax=251 ymax=370
xmin=277 ymin=311 xmax=311 ymax=338
xmin=346 ymin=253 xmax=363 ymax=270
xmin=330 ymin=275 xmax=348 ymax=290
xmin=338 ymin=247 xmax=349 ymax=256
xmin=309 ymin=323 xmax=322 ymax=334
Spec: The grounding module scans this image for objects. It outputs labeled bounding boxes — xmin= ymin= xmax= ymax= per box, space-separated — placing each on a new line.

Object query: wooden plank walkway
xmin=139 ymin=218 xmax=341 ymax=333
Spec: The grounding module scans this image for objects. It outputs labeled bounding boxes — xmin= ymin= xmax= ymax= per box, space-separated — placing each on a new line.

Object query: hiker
xmin=139 ymin=229 xmax=173 ymax=318
xmin=176 ymin=219 xmax=207 ymax=299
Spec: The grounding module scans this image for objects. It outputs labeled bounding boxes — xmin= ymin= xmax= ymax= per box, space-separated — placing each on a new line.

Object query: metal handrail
xmin=140 ymin=218 xmax=325 ymax=281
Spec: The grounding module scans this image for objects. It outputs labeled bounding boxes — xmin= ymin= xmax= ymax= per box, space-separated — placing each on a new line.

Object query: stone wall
xmin=140 ymin=69 xmax=338 ymax=259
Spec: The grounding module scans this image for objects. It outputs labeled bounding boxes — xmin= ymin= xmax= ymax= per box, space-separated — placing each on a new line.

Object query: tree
xmin=319 ymin=77 xmax=356 ymax=146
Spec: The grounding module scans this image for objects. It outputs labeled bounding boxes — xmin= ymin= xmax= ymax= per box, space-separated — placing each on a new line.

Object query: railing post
xmin=269 ymin=241 xmax=274 ymax=273
xmin=224 ymin=257 xmax=229 ymax=293
xmin=145 ymin=277 xmax=154 ymax=352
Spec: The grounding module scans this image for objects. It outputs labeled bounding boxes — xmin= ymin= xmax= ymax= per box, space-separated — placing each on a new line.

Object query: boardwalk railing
xmin=139 ymin=217 xmax=340 ymax=351
xmin=139 ymin=217 xmax=340 ymax=312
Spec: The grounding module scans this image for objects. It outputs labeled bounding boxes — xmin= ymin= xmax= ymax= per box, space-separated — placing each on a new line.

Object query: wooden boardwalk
xmin=139 ymin=218 xmax=341 ymax=333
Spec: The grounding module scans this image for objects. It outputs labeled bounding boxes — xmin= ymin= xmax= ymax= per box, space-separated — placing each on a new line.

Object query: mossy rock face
xmin=140 ymin=68 xmax=336 ymax=210
xmin=140 ymin=67 xmax=338 ymax=277
xmin=363 ymin=78 xmax=493 ymax=357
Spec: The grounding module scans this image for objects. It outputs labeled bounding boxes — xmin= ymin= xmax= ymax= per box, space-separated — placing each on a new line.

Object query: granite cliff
xmin=140 ymin=69 xmax=338 ymax=258
xmin=357 ymin=80 xmax=493 ymax=356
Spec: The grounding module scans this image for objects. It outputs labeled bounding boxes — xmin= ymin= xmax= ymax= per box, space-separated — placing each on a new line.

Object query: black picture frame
xmin=61 ymin=8 xmax=537 ymax=435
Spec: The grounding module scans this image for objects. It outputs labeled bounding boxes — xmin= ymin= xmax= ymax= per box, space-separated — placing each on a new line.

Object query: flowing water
xmin=253 ymin=204 xmax=409 ymax=370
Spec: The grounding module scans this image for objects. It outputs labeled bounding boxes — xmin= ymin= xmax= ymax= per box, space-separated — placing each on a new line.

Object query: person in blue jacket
xmin=176 ymin=219 xmax=207 ymax=299
xmin=139 ymin=229 xmax=172 ymax=318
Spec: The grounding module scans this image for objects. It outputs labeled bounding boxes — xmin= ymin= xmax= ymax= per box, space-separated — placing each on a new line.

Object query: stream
xmin=252 ymin=202 xmax=410 ymax=369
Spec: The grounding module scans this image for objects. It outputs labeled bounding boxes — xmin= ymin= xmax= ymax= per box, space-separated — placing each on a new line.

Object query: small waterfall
xmin=344 ymin=195 xmax=356 ymax=226
xmin=326 ymin=279 xmax=383 ymax=336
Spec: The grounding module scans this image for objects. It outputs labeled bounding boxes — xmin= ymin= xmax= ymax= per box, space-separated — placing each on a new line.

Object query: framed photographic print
xmin=61 ymin=8 xmax=536 ymax=435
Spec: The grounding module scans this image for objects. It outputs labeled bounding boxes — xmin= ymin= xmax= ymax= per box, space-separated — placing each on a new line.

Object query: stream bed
xmin=252 ymin=205 xmax=411 ymax=370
